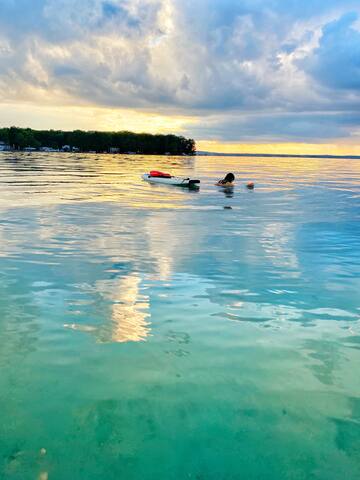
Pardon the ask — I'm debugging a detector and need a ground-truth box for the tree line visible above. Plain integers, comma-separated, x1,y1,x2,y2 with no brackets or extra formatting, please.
0,127,196,155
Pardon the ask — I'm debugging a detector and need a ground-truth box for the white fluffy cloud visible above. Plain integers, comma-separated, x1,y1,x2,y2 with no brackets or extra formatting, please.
0,0,360,142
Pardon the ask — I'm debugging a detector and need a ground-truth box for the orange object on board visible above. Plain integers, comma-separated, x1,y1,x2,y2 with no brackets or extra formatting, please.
150,170,171,178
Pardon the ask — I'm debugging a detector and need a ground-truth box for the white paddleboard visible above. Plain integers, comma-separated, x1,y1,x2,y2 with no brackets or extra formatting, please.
142,174,200,187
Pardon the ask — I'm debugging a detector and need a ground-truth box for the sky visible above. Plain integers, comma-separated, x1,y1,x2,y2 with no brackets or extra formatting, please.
0,0,360,154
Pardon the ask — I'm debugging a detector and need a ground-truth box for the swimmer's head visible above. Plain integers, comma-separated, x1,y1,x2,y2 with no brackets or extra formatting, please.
223,173,235,183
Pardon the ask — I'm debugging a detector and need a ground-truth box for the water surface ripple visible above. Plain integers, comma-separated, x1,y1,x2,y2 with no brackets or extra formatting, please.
0,153,360,479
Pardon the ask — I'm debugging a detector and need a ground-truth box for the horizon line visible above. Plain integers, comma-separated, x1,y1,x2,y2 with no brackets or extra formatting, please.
197,151,360,160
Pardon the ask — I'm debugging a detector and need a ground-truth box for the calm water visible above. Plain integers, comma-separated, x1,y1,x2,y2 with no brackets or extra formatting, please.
0,152,359,480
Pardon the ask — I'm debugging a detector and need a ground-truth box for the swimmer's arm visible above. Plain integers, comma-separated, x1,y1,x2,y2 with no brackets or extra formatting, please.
216,181,234,187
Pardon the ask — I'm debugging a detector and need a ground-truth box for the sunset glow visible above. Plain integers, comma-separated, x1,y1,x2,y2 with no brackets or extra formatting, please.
197,141,360,156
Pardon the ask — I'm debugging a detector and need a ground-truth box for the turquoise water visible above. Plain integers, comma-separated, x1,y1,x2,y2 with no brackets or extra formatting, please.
0,153,359,480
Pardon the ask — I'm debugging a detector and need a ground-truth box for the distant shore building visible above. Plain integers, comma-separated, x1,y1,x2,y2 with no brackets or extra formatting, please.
61,146,80,152
109,147,120,154
40,146,59,152
0,141,11,151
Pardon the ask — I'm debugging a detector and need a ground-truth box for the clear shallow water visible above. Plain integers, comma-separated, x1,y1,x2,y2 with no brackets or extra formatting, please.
0,152,359,480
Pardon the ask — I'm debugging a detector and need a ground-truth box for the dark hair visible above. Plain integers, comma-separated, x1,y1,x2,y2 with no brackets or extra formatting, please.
223,173,235,183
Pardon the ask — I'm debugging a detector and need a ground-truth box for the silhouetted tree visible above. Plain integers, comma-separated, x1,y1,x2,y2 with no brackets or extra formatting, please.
0,127,196,155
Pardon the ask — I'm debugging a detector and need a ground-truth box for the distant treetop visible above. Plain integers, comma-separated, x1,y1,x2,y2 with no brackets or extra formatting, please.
0,127,196,155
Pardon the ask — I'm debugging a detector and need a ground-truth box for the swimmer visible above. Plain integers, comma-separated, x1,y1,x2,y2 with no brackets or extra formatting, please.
216,172,235,187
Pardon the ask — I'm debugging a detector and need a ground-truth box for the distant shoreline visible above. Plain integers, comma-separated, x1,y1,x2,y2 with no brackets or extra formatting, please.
0,127,196,156
1,150,359,160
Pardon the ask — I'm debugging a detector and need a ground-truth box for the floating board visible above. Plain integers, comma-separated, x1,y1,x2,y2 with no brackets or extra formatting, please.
142,174,200,187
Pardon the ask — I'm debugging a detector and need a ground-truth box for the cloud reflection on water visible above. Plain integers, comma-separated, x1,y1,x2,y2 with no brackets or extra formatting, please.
0,153,359,347
97,274,150,343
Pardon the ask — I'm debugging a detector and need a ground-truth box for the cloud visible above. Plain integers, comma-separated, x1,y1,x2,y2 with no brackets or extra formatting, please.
301,12,360,91
184,112,360,143
0,0,360,143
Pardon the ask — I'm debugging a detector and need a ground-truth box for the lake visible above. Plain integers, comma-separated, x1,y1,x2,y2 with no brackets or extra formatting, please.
0,152,359,480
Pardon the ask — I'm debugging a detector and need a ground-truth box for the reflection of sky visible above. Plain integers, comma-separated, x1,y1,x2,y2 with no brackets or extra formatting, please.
259,222,300,276
96,274,150,343
0,154,359,350
1,154,360,480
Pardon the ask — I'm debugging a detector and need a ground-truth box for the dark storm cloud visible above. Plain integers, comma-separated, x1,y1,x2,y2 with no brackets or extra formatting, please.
184,112,360,142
